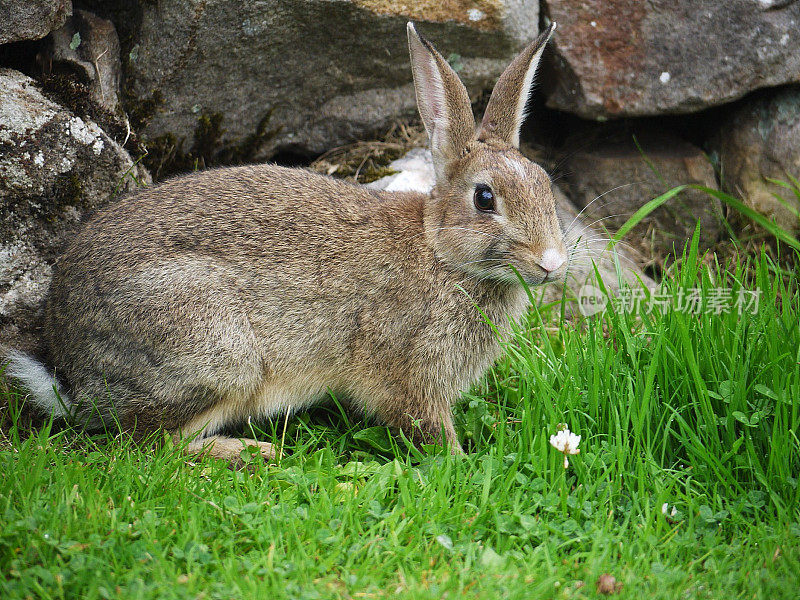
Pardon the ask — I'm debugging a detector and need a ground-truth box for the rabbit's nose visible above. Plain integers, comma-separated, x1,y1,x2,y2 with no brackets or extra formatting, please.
539,248,566,273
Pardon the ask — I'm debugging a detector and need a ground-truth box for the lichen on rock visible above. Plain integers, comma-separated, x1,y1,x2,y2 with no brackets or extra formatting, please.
351,0,504,30
0,68,150,351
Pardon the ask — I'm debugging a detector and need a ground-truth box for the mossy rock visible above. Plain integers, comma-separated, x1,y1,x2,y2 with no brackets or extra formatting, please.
117,0,537,158
0,68,150,352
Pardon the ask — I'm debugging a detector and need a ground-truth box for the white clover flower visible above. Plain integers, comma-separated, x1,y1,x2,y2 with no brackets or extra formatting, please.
549,427,581,468
661,502,677,518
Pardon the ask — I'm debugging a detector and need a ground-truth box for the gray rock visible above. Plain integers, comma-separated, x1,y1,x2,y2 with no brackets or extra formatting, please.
48,10,124,116
560,133,723,264
719,86,800,233
544,0,800,119
0,0,72,44
121,0,539,157
0,69,150,351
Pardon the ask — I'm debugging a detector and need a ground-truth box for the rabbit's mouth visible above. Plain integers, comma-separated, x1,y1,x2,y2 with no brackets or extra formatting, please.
517,257,569,286
496,246,568,287
523,270,562,287
473,261,562,287
450,242,567,287
541,269,566,284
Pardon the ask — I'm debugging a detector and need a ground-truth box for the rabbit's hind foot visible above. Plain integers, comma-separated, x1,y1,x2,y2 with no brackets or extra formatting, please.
182,434,276,465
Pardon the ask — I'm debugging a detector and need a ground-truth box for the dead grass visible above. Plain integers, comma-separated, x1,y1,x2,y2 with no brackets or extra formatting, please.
309,121,426,184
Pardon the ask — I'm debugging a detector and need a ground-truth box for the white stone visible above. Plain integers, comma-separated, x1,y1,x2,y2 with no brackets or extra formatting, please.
467,8,485,22
366,148,435,193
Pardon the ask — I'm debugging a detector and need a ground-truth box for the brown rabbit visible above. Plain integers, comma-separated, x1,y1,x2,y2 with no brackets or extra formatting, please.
4,22,566,461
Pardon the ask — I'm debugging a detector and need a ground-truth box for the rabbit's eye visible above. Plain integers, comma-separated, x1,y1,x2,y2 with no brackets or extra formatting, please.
474,185,496,213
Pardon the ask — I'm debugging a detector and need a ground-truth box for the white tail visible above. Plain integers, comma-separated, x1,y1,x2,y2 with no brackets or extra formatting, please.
4,351,71,418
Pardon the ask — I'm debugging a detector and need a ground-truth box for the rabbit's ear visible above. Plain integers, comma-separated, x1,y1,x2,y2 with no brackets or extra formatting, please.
478,23,556,148
407,22,475,176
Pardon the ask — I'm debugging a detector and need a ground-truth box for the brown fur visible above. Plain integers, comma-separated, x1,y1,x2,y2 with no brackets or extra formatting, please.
18,23,566,459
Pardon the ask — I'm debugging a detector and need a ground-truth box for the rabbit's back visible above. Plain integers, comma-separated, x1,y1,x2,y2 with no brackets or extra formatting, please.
47,163,425,326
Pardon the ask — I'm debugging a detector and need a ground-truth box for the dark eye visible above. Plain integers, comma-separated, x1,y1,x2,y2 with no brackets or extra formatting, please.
473,184,495,213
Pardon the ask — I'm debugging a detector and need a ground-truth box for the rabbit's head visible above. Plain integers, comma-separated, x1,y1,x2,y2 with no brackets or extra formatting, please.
408,22,567,286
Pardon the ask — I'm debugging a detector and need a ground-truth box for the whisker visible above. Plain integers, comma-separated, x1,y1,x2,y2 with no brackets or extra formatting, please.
567,251,640,270
565,229,626,250
569,238,639,255
569,212,633,235
568,247,639,262
563,182,644,236
456,258,508,269
455,263,515,288
570,239,639,255
402,226,504,244
569,248,626,261
568,237,640,257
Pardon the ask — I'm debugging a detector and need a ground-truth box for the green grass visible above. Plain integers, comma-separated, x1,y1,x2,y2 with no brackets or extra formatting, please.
1,238,799,599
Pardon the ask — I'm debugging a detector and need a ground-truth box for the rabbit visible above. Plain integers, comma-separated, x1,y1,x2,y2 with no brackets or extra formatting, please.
4,22,567,462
